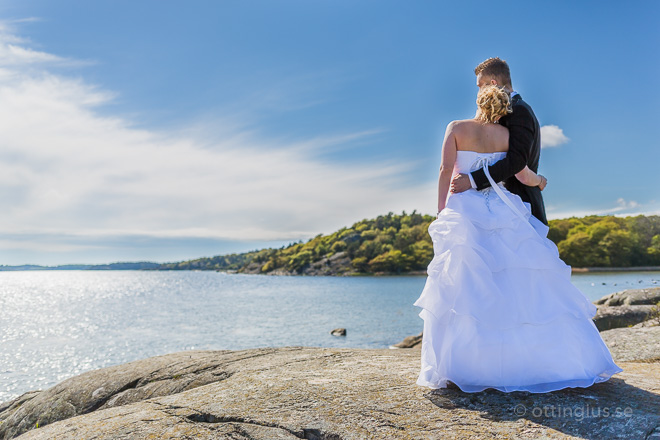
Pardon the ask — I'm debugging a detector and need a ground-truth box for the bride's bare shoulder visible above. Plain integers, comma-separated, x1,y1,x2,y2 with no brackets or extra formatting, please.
450,119,507,134
446,119,481,135
446,119,476,131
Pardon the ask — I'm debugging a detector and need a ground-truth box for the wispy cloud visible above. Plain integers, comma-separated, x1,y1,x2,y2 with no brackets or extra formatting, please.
614,198,639,210
0,43,64,65
540,125,569,148
0,22,434,263
546,198,659,220
0,20,92,69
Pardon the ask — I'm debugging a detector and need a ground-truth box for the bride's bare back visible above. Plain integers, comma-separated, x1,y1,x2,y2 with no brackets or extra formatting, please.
436,117,544,213
451,119,509,153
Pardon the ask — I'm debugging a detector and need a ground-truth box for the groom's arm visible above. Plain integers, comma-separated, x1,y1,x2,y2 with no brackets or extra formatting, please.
470,106,535,190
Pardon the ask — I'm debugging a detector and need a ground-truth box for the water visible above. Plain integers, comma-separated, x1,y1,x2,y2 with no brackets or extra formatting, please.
1,270,658,403
0,271,426,403
571,271,660,301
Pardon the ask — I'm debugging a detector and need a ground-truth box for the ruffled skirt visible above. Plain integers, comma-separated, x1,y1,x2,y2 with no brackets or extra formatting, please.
413,186,623,393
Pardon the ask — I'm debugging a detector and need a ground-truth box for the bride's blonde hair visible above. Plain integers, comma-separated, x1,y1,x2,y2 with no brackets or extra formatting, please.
475,85,512,123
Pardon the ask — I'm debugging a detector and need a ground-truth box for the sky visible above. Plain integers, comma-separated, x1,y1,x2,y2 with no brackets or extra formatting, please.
0,0,658,265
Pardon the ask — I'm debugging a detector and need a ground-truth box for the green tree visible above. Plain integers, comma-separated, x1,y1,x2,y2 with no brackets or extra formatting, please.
161,213,660,274
330,241,347,253
547,219,573,244
410,241,434,269
368,250,414,273
351,256,369,272
599,230,634,267
558,232,607,267
288,250,313,273
647,235,660,264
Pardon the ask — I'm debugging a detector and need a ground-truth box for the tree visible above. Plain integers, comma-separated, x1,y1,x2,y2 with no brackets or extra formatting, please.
547,219,573,244
599,230,634,267
558,232,607,267
648,235,660,264
163,214,660,273
368,250,414,273
351,257,369,272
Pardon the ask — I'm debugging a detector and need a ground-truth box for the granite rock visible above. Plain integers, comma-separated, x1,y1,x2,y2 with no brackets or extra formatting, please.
593,288,660,307
593,304,656,331
390,332,423,349
1,346,658,440
599,325,660,363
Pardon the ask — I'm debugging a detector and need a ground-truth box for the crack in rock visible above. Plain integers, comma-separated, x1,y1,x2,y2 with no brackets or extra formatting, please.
647,424,660,439
83,378,140,413
186,412,343,440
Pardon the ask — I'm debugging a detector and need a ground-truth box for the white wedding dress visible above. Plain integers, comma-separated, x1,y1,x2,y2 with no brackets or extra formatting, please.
414,151,623,393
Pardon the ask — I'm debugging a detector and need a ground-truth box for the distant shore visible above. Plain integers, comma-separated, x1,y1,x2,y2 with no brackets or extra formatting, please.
571,266,660,273
220,267,660,277
2,266,660,275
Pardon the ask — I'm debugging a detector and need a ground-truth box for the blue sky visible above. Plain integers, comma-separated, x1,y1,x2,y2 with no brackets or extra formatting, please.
0,0,658,265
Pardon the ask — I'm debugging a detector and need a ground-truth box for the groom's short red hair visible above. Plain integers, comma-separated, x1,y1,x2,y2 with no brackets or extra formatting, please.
475,57,512,87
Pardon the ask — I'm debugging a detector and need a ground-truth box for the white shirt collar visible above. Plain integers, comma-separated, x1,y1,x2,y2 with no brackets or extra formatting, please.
510,90,519,98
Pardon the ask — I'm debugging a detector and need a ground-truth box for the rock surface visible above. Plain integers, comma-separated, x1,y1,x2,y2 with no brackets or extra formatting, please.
390,331,423,349
302,251,355,276
1,345,659,440
599,326,660,363
592,287,660,331
3,287,660,439
241,251,358,276
0,351,233,439
593,304,656,331
594,287,660,307
330,328,347,337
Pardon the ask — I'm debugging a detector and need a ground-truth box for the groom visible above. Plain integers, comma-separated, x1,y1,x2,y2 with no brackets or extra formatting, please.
450,57,548,225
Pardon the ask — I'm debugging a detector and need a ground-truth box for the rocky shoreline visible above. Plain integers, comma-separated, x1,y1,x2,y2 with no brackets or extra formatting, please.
232,255,660,276
1,288,659,439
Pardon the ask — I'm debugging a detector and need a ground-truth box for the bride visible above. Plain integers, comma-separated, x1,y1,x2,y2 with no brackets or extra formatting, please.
414,85,623,393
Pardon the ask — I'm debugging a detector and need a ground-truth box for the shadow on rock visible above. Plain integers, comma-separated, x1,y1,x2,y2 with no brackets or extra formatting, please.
426,377,660,440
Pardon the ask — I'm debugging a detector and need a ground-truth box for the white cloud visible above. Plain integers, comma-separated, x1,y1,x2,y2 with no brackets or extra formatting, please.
0,20,89,69
615,198,639,210
546,198,655,220
540,125,569,148
1,44,63,65
0,23,435,262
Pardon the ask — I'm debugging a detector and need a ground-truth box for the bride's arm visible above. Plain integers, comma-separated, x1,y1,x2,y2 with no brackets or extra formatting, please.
515,166,547,190
437,122,458,213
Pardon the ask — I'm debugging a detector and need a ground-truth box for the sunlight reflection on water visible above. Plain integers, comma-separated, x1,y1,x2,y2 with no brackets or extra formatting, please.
0,269,657,402
0,270,425,402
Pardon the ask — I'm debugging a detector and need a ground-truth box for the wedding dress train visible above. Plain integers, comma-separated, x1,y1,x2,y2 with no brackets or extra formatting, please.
414,151,623,393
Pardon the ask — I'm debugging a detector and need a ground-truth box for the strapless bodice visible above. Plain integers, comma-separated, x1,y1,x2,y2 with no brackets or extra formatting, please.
453,150,507,175
449,149,547,235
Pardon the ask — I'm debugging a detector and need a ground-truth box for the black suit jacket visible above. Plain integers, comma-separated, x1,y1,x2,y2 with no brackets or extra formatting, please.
469,94,548,225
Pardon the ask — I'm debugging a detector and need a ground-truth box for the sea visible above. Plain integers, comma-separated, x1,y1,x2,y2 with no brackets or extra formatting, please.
1,270,658,403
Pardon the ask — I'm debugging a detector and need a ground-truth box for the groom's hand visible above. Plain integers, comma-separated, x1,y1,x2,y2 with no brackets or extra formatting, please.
450,174,471,193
